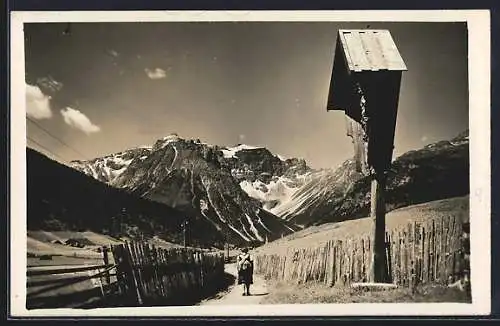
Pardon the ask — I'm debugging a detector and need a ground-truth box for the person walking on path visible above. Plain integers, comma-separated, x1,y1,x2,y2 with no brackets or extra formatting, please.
236,247,254,296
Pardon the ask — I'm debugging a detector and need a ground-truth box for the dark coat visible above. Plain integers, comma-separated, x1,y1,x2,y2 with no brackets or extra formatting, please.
237,253,254,284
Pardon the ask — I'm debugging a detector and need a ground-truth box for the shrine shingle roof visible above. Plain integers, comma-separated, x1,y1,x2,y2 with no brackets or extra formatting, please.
337,29,407,72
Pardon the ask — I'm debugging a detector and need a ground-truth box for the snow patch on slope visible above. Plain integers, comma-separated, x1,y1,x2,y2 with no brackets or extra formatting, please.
240,178,296,210
87,164,99,179
113,157,134,166
245,214,263,241
202,180,227,223
228,224,250,242
222,144,261,159
257,218,272,233
240,221,254,241
268,170,340,218
239,172,314,214
170,144,179,170
133,145,153,150
159,134,181,149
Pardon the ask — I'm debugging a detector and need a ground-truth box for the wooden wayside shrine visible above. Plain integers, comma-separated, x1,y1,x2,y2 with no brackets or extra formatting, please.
326,29,407,283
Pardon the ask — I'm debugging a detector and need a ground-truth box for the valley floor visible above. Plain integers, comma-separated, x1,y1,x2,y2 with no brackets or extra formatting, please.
24,196,470,307
197,263,470,305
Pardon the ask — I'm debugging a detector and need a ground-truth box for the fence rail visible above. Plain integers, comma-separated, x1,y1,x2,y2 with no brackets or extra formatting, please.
255,215,469,289
27,241,226,309
26,262,117,309
27,264,115,277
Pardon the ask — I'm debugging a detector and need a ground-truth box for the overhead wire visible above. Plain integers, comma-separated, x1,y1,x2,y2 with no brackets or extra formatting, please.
26,135,68,162
26,116,88,160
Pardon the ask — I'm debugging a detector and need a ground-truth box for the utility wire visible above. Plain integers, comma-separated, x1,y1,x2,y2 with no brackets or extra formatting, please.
27,136,67,162
26,116,88,159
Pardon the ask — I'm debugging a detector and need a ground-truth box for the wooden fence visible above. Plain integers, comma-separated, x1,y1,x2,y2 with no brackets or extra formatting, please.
26,261,118,309
110,242,225,306
27,242,225,309
255,215,469,289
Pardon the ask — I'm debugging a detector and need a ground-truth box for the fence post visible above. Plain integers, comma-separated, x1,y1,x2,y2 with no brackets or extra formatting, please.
102,246,111,286
125,242,143,305
385,232,392,283
110,244,125,296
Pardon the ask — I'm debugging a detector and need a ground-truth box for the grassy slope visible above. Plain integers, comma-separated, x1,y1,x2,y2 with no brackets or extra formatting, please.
254,195,469,254
255,195,470,303
26,229,211,268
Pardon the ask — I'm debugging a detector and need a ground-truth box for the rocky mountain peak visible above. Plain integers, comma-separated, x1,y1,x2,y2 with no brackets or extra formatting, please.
71,134,303,244
70,146,152,184
69,129,468,241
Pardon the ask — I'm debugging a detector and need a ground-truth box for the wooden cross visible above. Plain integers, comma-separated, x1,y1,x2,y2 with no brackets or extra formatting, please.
326,29,407,283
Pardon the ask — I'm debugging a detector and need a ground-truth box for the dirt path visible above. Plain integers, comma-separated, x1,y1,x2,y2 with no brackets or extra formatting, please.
199,263,269,305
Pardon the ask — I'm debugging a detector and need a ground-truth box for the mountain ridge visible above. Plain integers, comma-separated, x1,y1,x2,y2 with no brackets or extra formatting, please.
27,147,223,248
71,134,302,244
70,130,469,238
283,129,469,227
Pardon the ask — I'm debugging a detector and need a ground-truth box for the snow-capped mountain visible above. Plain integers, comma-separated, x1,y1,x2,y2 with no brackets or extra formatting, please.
219,144,313,213
71,134,304,245
272,130,470,227
269,160,364,222
71,130,469,240
27,147,218,248
71,146,152,184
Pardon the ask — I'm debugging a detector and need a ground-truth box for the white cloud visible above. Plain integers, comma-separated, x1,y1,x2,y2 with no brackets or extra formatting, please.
108,49,119,57
145,68,167,80
239,134,246,142
26,83,53,119
421,135,428,142
60,107,101,135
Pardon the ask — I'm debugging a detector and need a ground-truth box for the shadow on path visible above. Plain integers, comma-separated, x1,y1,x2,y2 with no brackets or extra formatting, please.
247,293,269,297
199,263,268,305
200,272,237,301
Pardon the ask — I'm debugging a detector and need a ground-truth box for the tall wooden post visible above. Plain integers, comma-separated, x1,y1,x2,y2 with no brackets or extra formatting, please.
370,172,388,282
326,29,407,284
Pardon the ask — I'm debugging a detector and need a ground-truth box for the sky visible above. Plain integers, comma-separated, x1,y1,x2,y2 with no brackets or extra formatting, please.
24,21,468,169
